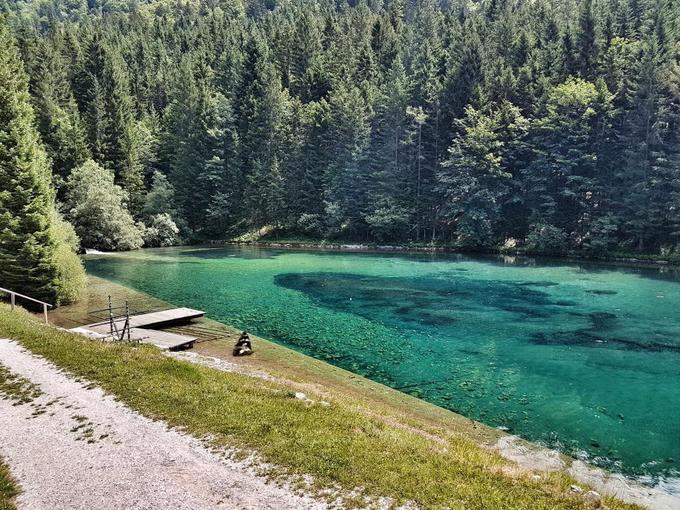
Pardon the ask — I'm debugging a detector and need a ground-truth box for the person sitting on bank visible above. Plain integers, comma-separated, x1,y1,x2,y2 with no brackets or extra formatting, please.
233,331,253,356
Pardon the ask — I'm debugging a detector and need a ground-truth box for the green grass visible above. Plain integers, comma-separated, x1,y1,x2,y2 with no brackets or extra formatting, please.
0,364,43,405
0,459,18,510
0,304,640,509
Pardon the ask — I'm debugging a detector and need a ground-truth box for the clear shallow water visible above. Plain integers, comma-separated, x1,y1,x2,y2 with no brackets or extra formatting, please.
84,246,680,489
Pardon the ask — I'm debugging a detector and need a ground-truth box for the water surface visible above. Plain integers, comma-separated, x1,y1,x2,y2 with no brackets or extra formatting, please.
84,246,680,490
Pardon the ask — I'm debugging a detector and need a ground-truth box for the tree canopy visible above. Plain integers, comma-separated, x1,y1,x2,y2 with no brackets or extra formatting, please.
2,0,679,255
0,18,84,304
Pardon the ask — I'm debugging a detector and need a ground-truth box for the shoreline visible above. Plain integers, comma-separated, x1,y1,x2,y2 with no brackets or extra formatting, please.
48,274,680,509
210,239,680,269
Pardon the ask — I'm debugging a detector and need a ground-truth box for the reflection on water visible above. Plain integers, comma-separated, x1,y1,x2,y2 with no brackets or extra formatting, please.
83,246,680,492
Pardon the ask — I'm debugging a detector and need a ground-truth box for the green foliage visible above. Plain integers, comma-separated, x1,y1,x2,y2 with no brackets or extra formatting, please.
0,19,78,305
522,78,614,240
29,39,91,191
143,213,180,247
3,0,679,256
526,223,569,254
65,159,143,251
363,199,411,242
142,171,176,218
296,213,324,236
50,210,86,303
142,170,186,235
0,457,18,510
438,103,528,248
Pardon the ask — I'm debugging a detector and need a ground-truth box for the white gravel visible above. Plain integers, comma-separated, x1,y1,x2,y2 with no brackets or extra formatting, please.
0,339,327,510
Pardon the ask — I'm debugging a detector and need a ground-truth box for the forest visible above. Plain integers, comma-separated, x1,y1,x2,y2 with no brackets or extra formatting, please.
1,0,679,301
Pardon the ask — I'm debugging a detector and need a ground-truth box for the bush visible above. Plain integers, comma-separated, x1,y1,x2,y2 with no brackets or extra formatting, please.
364,201,411,242
580,214,619,255
144,213,180,247
53,245,86,304
454,213,496,249
296,213,324,236
526,222,568,253
51,210,86,304
66,160,144,251
323,201,344,238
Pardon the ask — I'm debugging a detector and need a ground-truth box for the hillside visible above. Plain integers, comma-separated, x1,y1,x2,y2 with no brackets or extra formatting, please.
1,0,678,257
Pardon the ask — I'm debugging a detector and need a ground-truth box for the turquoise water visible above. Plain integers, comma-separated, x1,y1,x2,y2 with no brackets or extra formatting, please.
84,246,680,489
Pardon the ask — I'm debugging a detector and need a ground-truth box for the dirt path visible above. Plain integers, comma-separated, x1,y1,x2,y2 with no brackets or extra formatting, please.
0,339,326,510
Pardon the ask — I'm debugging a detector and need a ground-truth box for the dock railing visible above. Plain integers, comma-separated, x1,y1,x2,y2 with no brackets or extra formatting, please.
0,286,53,324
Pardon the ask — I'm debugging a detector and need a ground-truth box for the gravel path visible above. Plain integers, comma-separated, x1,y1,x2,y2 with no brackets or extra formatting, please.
0,339,327,510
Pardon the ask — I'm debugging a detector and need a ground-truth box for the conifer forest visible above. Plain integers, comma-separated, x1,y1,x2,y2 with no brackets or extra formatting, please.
1,0,680,301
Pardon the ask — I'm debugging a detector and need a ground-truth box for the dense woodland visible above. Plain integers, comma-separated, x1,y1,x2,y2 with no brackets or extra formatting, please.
1,0,680,300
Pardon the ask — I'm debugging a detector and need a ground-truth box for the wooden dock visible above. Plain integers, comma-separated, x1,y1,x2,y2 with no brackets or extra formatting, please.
72,307,205,351
87,307,205,330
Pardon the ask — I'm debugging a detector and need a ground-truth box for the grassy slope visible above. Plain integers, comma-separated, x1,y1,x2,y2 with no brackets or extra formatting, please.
0,460,17,510
0,304,640,510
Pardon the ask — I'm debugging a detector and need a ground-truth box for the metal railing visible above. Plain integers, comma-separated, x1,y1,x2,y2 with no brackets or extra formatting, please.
0,286,53,324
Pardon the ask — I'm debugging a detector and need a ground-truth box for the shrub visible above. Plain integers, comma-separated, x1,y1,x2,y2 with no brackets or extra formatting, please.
526,222,568,253
50,211,86,304
454,213,496,249
364,201,411,242
144,213,180,247
296,213,324,236
66,160,144,251
580,214,619,255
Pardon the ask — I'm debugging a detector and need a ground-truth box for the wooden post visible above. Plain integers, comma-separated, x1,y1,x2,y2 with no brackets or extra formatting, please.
10,293,15,311
125,300,130,341
43,303,48,324
108,295,114,337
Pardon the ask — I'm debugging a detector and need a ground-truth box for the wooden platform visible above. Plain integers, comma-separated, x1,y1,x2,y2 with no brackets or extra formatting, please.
82,324,197,350
128,328,197,350
87,307,205,330
72,307,205,351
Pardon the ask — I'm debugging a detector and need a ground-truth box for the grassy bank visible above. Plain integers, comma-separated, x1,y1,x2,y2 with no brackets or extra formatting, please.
0,459,18,510
1,303,639,509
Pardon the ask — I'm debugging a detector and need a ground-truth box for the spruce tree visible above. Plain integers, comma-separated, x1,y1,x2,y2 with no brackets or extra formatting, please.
31,39,91,193
0,21,65,303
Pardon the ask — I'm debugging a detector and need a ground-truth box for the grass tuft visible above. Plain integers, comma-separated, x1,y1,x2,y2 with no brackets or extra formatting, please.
0,459,18,510
0,364,43,405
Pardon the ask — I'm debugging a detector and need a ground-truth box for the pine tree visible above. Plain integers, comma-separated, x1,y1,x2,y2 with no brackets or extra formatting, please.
324,83,372,236
237,34,289,229
4,0,680,253
577,0,598,79
0,21,76,304
30,39,90,192
367,57,411,225
523,78,614,241
438,102,527,247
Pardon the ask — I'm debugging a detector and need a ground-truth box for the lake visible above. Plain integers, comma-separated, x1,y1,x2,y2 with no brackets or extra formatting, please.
83,246,680,491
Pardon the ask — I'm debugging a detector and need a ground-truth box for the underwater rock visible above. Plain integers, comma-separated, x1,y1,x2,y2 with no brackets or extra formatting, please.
586,289,618,295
